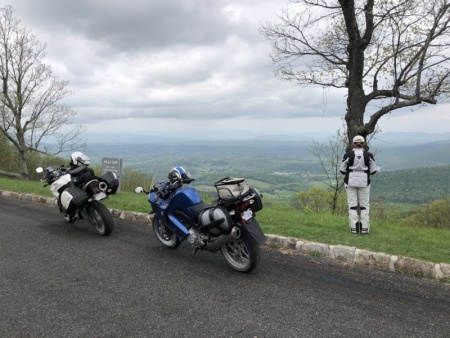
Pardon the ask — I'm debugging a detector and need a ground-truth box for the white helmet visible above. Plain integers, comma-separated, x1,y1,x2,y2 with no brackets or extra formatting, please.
70,151,91,166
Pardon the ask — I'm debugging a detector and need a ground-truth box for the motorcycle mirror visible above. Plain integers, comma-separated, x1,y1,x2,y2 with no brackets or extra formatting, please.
134,187,144,194
36,167,44,173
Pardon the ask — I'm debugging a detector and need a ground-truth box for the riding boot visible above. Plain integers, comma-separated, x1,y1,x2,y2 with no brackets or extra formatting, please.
348,207,359,234
360,209,370,234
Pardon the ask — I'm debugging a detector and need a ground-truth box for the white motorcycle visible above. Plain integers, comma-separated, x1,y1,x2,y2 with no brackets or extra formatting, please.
36,163,119,236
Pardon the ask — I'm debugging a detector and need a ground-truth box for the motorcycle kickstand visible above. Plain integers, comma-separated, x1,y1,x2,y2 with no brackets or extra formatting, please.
65,216,77,232
189,247,200,264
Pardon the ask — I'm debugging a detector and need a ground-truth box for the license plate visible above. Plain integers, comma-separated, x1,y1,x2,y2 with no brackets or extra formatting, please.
94,192,107,201
241,209,253,221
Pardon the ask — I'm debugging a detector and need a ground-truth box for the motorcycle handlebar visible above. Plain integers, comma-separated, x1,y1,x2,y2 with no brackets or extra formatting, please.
149,181,182,201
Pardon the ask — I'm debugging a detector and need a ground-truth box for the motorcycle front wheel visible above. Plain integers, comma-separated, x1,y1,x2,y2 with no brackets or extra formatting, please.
87,202,114,236
58,200,72,223
62,210,72,223
220,229,260,273
152,217,180,249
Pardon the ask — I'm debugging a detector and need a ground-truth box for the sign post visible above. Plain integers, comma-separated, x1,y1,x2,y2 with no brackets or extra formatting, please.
101,157,123,193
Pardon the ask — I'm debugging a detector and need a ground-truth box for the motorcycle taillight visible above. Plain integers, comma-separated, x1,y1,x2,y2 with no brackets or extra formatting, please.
236,200,250,212
88,181,99,191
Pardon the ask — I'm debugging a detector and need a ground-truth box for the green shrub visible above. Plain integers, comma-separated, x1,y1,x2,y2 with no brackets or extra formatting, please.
291,187,347,214
371,200,402,222
0,138,67,181
403,198,450,229
119,168,154,193
0,135,18,173
27,153,67,181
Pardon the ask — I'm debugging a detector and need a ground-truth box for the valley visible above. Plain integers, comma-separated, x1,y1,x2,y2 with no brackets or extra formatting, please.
77,132,450,205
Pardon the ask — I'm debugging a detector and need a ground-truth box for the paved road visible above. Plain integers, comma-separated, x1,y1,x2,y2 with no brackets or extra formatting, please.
1,196,449,338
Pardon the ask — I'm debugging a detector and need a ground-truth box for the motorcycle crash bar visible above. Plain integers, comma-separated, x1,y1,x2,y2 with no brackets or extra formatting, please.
206,226,241,252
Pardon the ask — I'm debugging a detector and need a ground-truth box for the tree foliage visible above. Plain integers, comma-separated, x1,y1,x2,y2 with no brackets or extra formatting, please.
404,198,450,229
0,5,85,179
261,0,450,148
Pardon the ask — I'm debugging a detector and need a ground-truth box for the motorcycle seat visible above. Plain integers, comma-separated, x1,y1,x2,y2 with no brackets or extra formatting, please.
189,201,214,215
68,165,88,175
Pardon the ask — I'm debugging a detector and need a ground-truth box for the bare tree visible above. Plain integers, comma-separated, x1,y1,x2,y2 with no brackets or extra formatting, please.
309,129,347,213
261,0,450,149
0,5,85,179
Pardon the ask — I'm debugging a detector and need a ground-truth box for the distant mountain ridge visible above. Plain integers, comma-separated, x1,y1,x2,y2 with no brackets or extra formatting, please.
66,132,450,205
80,132,450,172
85,131,450,146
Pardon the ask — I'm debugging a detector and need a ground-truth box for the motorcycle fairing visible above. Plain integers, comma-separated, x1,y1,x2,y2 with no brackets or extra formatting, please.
149,191,169,210
50,174,73,197
150,186,203,240
167,214,190,239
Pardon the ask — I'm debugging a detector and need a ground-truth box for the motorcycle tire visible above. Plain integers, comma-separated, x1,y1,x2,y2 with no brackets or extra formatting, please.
87,202,114,236
152,217,180,249
62,210,72,223
220,229,260,273
57,200,72,223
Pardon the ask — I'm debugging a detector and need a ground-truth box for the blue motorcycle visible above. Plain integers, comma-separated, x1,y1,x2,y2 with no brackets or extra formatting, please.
135,167,266,273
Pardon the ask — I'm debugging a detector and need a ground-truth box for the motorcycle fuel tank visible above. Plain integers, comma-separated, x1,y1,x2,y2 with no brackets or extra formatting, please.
148,186,202,214
170,186,202,208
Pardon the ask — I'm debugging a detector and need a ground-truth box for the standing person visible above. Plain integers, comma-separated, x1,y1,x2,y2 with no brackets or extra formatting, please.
340,135,378,234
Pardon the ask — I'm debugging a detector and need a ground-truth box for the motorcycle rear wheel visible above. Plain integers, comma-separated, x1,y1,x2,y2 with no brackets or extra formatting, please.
220,229,260,273
87,202,114,236
152,217,180,249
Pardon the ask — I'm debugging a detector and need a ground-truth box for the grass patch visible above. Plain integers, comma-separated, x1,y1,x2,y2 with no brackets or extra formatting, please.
103,191,150,214
1,176,449,264
0,177,52,197
257,207,450,264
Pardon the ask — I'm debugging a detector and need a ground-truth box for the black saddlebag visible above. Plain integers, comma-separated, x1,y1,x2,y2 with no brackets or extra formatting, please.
250,187,263,213
198,206,232,236
60,187,89,214
100,171,119,194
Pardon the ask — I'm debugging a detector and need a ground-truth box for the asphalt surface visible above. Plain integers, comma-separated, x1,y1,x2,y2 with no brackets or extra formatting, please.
1,196,450,338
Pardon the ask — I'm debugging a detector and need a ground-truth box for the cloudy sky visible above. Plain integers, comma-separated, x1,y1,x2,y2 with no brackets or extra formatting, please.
8,0,450,140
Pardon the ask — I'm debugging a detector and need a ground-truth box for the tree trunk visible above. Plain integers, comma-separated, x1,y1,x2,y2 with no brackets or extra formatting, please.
18,148,29,180
344,43,371,151
0,170,21,179
340,0,376,151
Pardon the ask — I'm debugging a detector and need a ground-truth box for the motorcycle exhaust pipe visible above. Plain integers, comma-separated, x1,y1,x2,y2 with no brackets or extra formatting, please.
206,226,241,252
99,182,108,192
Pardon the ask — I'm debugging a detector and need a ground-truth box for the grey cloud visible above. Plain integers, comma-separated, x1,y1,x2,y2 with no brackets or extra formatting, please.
12,0,258,52
8,0,365,135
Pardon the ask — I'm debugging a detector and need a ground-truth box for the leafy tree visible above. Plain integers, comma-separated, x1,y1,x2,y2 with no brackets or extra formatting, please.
0,5,85,179
261,0,450,149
